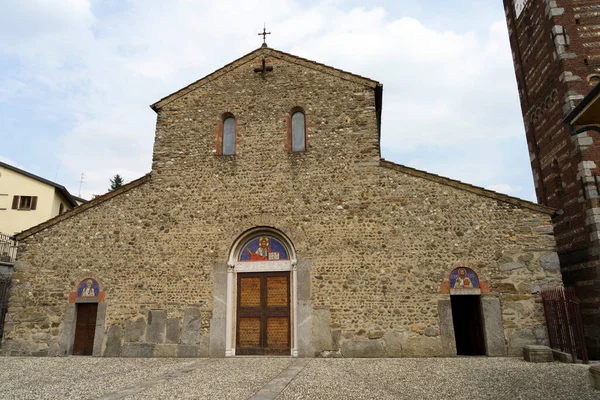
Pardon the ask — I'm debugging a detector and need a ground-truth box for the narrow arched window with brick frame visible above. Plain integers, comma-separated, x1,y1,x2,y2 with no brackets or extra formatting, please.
220,114,236,155
289,109,306,152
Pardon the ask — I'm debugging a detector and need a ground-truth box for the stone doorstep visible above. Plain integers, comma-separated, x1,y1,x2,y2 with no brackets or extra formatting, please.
523,345,554,363
552,349,574,363
590,365,600,390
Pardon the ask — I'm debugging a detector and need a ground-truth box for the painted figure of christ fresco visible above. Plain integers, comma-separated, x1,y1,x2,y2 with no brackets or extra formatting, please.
76,278,100,297
449,267,479,289
239,236,289,262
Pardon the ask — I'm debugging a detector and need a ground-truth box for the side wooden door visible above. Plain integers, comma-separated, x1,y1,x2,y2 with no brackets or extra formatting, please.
236,272,290,355
73,303,98,355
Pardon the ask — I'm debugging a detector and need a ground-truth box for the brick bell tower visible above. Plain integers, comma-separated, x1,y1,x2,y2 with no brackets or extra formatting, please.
504,0,600,357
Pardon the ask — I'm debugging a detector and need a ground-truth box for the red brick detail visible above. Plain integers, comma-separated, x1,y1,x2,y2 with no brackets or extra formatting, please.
286,115,292,152
235,118,239,154
480,281,489,294
216,120,224,155
304,112,309,151
439,281,450,294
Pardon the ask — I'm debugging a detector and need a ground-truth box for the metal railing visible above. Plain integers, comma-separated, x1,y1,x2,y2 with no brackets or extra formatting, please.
0,233,17,265
541,287,588,364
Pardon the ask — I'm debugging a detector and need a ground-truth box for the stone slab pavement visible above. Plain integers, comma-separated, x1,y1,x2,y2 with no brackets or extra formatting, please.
0,357,597,399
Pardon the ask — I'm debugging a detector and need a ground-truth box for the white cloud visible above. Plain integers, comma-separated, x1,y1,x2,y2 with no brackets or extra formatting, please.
0,0,531,200
486,184,519,195
0,156,24,170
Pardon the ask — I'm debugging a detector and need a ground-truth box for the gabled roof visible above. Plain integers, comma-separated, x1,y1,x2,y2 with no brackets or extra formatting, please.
0,161,81,208
380,160,555,215
71,195,88,204
150,45,380,112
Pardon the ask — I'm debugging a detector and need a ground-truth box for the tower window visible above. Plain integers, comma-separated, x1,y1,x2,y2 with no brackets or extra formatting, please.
291,111,306,152
222,116,236,155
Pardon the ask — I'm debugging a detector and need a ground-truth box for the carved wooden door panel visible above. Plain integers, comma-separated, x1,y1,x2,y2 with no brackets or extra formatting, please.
236,272,290,355
73,303,98,356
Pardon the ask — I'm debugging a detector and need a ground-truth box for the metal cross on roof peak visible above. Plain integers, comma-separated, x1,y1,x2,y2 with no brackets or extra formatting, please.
258,24,271,47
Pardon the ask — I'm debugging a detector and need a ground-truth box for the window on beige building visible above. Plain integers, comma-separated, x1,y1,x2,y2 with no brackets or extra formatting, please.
12,195,37,210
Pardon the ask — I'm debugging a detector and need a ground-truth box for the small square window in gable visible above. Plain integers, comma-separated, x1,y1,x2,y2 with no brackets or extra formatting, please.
12,195,37,210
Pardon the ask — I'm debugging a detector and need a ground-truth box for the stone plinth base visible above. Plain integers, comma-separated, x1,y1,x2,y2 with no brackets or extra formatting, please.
590,366,600,390
523,345,553,363
552,349,574,363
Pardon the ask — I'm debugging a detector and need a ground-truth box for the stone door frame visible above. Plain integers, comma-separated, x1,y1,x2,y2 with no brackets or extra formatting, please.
225,227,299,357
59,277,106,357
439,294,505,357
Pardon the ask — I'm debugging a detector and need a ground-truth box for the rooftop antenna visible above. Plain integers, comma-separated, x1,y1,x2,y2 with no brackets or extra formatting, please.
78,173,85,197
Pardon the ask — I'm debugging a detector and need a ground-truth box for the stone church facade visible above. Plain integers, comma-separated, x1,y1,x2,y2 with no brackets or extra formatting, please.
1,46,562,358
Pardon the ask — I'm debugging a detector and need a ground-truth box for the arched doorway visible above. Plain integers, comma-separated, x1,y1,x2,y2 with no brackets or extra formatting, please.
225,228,298,356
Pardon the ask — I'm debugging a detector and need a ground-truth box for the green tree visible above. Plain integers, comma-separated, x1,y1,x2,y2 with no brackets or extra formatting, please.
109,174,124,191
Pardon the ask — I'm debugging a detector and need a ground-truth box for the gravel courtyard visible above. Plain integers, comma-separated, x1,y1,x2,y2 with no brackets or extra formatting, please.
0,357,596,400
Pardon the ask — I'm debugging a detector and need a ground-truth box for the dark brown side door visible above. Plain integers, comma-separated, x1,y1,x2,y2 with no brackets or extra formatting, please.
73,303,98,356
236,272,290,355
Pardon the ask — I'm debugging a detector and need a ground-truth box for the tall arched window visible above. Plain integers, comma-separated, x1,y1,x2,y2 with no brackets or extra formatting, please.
291,111,306,152
222,116,236,155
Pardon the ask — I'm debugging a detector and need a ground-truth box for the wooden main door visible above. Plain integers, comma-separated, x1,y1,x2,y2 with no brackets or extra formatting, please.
73,303,98,356
236,272,291,355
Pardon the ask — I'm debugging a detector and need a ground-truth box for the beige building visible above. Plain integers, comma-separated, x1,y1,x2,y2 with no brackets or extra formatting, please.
1,45,563,359
0,161,83,237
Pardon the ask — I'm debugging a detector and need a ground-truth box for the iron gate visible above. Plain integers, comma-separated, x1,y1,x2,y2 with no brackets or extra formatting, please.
541,287,588,363
0,275,10,347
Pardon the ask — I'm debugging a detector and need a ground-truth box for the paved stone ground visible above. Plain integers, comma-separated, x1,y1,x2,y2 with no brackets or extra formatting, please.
0,357,597,399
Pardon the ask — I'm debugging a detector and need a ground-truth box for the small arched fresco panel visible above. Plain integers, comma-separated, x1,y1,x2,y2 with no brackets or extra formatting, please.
77,278,100,298
68,277,105,303
449,267,479,289
238,236,290,262
439,266,489,294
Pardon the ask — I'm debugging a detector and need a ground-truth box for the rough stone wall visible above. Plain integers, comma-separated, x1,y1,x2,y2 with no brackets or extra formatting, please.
504,0,600,356
1,48,562,357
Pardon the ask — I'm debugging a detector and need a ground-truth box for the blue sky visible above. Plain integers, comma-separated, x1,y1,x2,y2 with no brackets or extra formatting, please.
0,0,535,201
